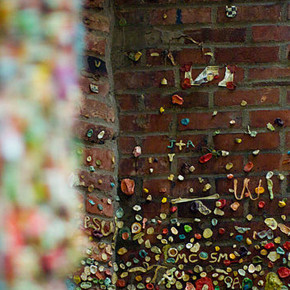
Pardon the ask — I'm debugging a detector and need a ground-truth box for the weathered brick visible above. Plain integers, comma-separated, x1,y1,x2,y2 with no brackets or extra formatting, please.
214,88,279,107
141,134,206,154
120,114,173,133
82,10,110,32
84,32,106,54
248,153,290,172
175,134,208,152
252,25,290,42
248,68,290,80
118,136,137,154
116,94,138,111
185,28,246,43
142,178,172,197
83,147,115,171
215,47,279,64
249,197,289,216
181,7,211,24
178,111,242,130
146,49,166,66
143,92,209,111
171,178,212,198
175,48,208,65
73,120,115,143
142,202,170,219
114,70,175,90
80,98,115,122
79,76,109,97
213,132,280,151
119,157,170,176
178,155,244,175
217,5,282,23
141,135,171,154
250,110,290,127
78,170,115,192
149,8,176,25
86,195,114,217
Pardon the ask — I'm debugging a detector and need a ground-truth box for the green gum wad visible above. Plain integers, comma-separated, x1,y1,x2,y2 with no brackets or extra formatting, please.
265,272,283,290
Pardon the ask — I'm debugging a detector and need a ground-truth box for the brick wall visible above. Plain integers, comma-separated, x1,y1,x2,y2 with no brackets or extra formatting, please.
112,0,289,289
74,0,289,289
73,0,119,287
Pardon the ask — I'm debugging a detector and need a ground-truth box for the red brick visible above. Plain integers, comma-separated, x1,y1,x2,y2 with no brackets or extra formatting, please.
86,195,113,217
142,202,170,219
185,28,246,43
252,25,290,42
213,132,280,151
144,92,209,111
116,94,138,111
141,178,212,200
177,155,244,175
73,120,115,143
118,136,137,154
142,178,171,197
216,176,281,197
82,10,110,32
248,68,290,80
249,197,289,217
80,98,115,122
79,76,109,97
119,157,170,176
114,70,175,90
120,114,173,133
175,48,209,65
217,5,282,23
215,47,279,64
141,134,206,154
146,49,165,66
178,111,242,130
248,153,290,172
142,135,171,154
171,178,212,198
84,32,106,55
116,91,208,112
149,8,176,25
214,88,279,107
78,170,114,192
181,7,211,24
83,147,114,171
250,110,290,127
175,134,208,152
83,0,105,8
